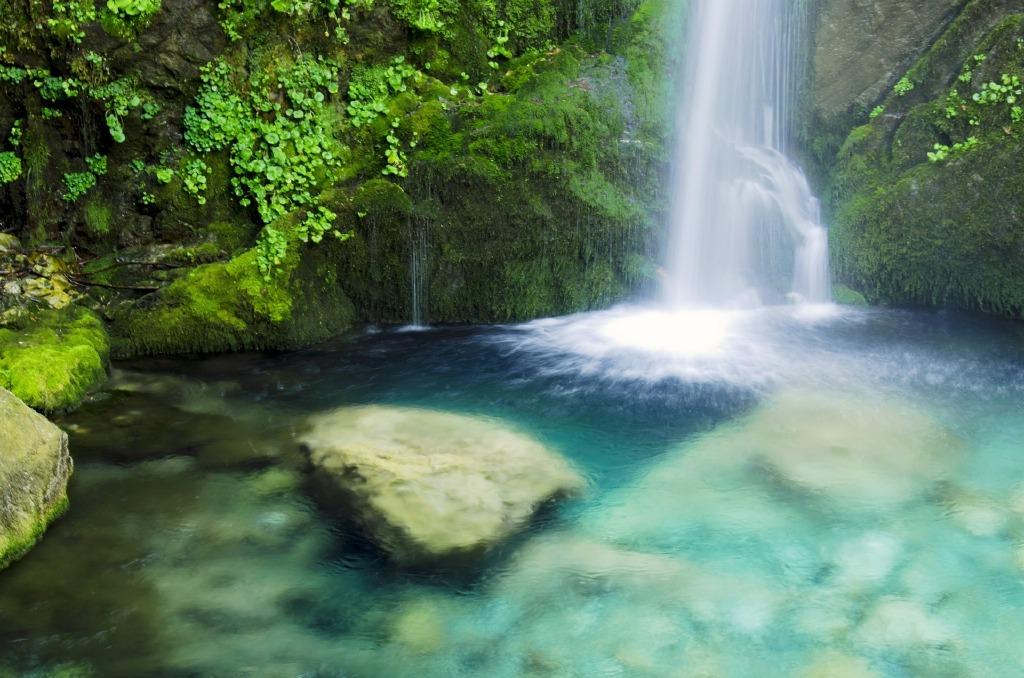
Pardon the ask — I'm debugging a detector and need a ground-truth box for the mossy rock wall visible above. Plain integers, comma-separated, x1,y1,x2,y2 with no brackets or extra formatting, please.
110,236,356,356
338,23,674,323
808,0,1024,317
802,0,964,173
2,0,677,354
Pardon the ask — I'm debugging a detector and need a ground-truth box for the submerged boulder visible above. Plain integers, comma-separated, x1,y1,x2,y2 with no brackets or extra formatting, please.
750,390,962,507
0,388,73,569
300,406,585,564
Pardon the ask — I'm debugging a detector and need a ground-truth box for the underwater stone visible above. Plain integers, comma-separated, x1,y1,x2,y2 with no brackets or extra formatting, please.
798,650,880,678
751,390,961,507
832,531,902,590
300,406,585,564
0,387,72,569
854,596,955,651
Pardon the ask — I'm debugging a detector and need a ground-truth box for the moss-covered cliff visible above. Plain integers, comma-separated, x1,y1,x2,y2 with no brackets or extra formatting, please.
807,0,1024,317
0,0,678,362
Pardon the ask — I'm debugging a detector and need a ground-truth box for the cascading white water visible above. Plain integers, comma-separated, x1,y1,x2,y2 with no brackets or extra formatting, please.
665,0,830,307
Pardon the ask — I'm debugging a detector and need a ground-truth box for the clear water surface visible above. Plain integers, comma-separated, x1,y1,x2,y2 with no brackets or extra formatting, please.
2,305,1024,677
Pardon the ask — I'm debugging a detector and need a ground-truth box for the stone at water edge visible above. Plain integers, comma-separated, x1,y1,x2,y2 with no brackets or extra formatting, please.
300,406,585,565
0,388,73,569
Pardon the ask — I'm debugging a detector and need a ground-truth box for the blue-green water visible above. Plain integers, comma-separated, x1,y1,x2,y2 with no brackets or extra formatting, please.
2,305,1024,677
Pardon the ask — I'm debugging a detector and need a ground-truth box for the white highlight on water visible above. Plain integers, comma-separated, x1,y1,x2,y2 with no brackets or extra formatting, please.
665,0,830,307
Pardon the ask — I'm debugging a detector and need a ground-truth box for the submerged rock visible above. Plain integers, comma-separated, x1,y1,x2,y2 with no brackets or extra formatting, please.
798,650,879,678
749,390,961,507
854,596,955,651
300,406,585,564
0,388,73,569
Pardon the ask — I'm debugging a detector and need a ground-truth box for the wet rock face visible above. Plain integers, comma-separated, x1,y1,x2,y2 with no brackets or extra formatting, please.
809,0,961,125
300,406,585,565
0,388,73,569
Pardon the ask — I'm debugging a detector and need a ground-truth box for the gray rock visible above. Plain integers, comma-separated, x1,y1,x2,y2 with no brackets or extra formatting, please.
809,0,961,123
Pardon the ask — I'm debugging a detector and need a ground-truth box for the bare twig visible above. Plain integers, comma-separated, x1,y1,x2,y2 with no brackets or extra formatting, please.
65,275,160,293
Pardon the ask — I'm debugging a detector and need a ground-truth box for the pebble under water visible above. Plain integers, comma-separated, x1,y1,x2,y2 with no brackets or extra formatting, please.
2,305,1024,677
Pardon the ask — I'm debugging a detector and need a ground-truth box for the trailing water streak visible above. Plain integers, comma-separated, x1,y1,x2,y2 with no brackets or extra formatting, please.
665,0,829,306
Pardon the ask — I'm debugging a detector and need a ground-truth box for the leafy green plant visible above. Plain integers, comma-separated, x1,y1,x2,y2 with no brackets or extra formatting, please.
182,159,209,204
92,76,156,143
487,20,513,70
256,225,288,277
155,166,174,184
0,152,21,184
927,136,979,163
382,118,408,177
85,154,108,175
185,56,350,277
868,105,885,120
106,0,161,17
7,120,22,147
894,76,914,96
346,57,420,127
46,0,97,43
63,171,97,202
388,0,448,32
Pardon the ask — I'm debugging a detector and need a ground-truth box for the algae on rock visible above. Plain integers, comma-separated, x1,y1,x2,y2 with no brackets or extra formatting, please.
0,388,73,570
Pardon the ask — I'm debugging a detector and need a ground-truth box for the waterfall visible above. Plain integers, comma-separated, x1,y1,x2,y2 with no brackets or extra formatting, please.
409,218,428,326
664,0,830,307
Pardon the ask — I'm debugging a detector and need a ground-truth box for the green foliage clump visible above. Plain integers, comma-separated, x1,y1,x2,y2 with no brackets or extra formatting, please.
0,153,21,184
61,154,108,202
185,56,353,278
106,0,161,18
894,76,915,96
46,0,97,43
387,0,451,32
346,57,422,127
62,171,97,202
927,136,979,163
91,76,158,143
0,307,110,412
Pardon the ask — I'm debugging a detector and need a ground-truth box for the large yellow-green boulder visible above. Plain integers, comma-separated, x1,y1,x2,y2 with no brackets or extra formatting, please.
0,387,72,569
301,406,585,564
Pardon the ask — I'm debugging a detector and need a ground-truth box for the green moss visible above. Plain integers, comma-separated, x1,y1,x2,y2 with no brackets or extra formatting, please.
0,307,110,412
111,232,356,357
83,197,113,236
0,494,68,572
335,38,667,323
832,284,869,307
